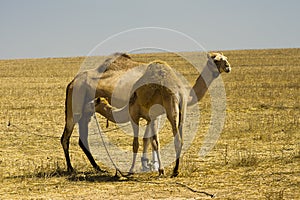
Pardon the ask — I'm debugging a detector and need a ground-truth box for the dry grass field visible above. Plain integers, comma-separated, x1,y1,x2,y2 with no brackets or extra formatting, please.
0,48,299,199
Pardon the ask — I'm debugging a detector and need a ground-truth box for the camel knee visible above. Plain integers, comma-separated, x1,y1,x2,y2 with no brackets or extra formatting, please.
174,134,183,155
142,137,150,153
61,126,73,149
151,135,159,151
61,135,69,150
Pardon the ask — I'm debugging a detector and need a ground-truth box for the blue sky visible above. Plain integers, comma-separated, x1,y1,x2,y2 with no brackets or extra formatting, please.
1,0,300,59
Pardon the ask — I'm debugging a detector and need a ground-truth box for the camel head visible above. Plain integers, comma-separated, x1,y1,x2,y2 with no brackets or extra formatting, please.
209,52,231,73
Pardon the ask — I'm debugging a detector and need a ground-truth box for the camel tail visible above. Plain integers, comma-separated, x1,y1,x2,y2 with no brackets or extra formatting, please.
178,94,186,130
65,80,74,123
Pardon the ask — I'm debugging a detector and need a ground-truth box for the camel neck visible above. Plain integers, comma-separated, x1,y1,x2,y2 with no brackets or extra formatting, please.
188,64,220,106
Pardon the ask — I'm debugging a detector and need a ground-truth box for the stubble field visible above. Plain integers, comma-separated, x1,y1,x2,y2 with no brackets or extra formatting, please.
0,48,299,199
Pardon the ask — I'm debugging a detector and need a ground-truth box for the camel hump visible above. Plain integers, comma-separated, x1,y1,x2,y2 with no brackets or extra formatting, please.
147,60,172,73
112,52,132,59
132,59,183,93
145,60,176,79
104,52,132,65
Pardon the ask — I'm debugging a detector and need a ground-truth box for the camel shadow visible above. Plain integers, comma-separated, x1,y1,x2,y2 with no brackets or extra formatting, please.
67,172,128,182
5,168,73,180
66,170,159,183
6,169,129,183
68,169,160,183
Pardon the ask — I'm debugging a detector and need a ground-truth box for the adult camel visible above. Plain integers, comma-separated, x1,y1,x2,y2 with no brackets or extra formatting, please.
94,53,231,177
62,53,158,172
61,52,231,174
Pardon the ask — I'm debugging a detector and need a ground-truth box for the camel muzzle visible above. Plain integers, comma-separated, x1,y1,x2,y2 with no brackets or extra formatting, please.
225,66,231,73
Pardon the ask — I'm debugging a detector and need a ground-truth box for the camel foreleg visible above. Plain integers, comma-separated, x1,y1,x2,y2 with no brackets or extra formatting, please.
141,137,151,172
129,116,140,174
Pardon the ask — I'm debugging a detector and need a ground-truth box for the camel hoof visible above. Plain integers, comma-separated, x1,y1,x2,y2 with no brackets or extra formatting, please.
158,169,164,176
127,171,135,177
67,166,75,173
94,166,107,173
171,171,179,178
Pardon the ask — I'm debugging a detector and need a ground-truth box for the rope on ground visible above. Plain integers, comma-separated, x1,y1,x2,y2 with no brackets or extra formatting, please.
93,113,126,177
175,182,215,198
126,178,215,198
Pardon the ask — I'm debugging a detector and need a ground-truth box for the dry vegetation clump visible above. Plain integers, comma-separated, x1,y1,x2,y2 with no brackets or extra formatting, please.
0,49,299,199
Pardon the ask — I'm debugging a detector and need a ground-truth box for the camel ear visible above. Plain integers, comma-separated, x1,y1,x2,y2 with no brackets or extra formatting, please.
208,53,217,59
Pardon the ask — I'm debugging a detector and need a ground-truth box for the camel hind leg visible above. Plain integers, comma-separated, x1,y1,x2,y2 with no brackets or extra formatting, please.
61,81,76,172
141,118,163,175
151,134,164,176
61,80,103,173
78,113,104,172
149,118,164,175
165,97,183,177
61,120,75,172
61,112,103,172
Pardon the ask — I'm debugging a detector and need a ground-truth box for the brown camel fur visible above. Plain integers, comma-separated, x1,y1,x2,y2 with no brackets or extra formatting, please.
94,53,231,177
61,53,149,172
